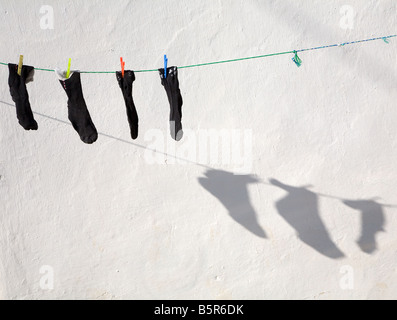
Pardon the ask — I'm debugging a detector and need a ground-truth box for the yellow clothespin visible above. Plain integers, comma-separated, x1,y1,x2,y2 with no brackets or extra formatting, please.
17,55,24,76
66,58,71,78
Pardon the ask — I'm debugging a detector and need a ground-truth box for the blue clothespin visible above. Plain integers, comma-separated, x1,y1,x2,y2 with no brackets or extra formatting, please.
164,54,168,78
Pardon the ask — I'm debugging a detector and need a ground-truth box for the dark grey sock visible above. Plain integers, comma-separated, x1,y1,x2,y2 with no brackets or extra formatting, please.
58,72,98,144
8,63,38,131
116,70,139,140
158,66,183,141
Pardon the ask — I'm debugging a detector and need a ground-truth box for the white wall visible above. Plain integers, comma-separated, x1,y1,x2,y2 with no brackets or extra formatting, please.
0,0,396,299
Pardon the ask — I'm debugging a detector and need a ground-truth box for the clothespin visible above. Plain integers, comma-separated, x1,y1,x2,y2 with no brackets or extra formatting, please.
164,54,168,78
292,51,302,67
120,57,125,78
66,58,72,78
382,37,390,44
17,55,24,76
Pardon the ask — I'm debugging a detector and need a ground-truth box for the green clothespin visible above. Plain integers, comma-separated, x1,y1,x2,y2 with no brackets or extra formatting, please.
292,51,302,67
382,37,390,44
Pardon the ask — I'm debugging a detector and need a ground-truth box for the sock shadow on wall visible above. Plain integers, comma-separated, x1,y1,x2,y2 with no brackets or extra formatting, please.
269,178,346,259
341,198,386,254
198,169,267,239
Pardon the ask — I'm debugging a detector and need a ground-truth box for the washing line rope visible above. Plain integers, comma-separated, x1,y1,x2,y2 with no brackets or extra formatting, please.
0,34,395,74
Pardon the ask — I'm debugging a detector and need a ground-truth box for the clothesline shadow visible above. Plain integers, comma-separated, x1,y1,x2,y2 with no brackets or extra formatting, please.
1,99,158,149
0,99,214,169
3,100,393,258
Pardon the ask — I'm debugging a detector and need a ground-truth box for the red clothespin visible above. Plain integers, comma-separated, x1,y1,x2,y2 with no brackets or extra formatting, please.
120,57,125,78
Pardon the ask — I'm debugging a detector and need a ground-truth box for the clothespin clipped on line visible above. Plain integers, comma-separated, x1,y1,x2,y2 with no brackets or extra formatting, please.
383,37,390,44
17,55,24,76
120,57,125,78
164,54,168,78
292,51,302,67
338,43,346,47
66,58,72,78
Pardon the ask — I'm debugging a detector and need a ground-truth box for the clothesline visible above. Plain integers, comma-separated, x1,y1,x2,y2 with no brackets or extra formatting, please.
3,33,396,146
0,34,395,74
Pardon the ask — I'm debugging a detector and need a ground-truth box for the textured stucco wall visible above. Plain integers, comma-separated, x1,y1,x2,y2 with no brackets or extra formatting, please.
0,0,396,299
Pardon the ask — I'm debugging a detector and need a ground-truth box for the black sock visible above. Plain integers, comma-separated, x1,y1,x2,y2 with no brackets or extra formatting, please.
8,64,38,130
58,72,98,144
116,70,139,140
158,66,183,141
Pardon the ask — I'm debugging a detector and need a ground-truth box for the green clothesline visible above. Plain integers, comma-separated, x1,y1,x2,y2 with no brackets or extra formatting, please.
0,34,395,74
